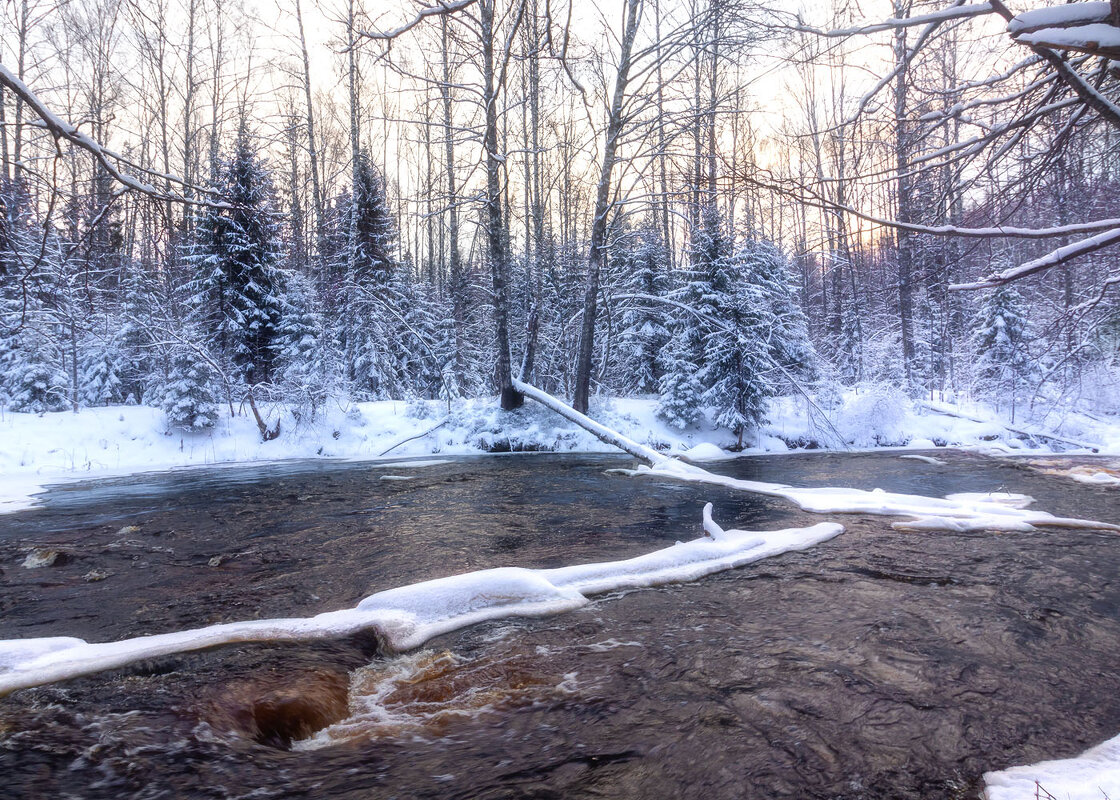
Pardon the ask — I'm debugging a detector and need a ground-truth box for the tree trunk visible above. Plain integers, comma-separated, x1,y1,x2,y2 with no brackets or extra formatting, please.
440,16,465,326
295,0,326,266
572,0,641,414
481,0,521,410
893,3,916,388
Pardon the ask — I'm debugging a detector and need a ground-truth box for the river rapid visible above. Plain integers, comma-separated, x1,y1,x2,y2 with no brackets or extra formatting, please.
1,450,1118,799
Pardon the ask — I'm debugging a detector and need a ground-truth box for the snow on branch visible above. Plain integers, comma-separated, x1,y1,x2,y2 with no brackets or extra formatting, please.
1007,1,1114,35
359,0,479,40
795,1,994,38
951,225,1120,289
0,63,221,207
1015,23,1120,59
988,0,1120,128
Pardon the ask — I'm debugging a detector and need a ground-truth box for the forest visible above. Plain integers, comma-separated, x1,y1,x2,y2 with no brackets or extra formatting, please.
2,0,1119,444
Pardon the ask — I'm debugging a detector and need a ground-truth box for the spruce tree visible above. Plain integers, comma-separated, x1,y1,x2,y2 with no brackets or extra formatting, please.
616,224,670,395
657,206,730,429
275,272,334,420
349,151,397,287
334,150,404,399
162,342,220,431
972,283,1033,421
186,128,287,386
696,222,770,442
79,324,125,406
737,237,816,386
2,326,68,413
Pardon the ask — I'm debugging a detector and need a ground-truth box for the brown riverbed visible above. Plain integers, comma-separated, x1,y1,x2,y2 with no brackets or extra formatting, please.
1,450,1118,799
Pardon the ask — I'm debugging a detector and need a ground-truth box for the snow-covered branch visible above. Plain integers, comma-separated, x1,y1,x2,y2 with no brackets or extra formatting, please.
794,1,995,38
950,225,1120,289
0,63,221,207
359,0,479,41
989,0,1120,128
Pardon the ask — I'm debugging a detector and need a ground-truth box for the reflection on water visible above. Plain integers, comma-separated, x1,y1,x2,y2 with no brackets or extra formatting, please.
1,450,1119,799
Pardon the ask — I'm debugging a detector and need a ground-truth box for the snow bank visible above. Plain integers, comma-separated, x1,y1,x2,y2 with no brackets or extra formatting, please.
0,512,842,695
984,732,1120,800
3,392,1118,514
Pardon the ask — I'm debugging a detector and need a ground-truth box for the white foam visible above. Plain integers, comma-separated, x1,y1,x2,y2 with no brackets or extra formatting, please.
0,512,842,696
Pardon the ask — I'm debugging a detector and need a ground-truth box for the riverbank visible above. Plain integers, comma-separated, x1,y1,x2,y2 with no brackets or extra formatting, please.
2,390,1118,513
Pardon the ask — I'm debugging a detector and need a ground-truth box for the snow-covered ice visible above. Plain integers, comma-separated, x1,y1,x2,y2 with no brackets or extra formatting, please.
984,732,1120,800
628,459,1120,534
0,511,843,696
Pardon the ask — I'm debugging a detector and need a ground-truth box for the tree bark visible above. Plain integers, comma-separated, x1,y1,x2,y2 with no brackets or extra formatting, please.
572,0,641,414
481,0,521,410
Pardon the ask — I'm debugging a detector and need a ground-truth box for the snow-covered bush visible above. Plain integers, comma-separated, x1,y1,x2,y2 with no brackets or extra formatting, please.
837,384,912,447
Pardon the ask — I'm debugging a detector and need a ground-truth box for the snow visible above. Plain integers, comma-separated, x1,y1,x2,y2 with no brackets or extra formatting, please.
1008,3,1113,35
1016,23,1120,51
0,511,842,695
984,732,1120,800
681,442,734,461
899,454,946,465
3,394,1119,514
1069,470,1120,487
629,459,1120,534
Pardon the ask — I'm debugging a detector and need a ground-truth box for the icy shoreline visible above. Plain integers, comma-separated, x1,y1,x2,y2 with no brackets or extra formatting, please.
3,394,1117,514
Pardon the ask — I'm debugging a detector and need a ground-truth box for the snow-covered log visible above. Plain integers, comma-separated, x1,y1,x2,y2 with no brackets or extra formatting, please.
511,378,668,466
0,510,842,695
702,502,727,540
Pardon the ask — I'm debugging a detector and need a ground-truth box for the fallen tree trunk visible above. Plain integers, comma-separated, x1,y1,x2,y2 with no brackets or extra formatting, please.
917,401,1100,452
378,416,451,456
511,378,667,466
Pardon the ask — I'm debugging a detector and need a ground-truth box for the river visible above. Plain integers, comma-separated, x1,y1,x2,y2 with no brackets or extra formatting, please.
1,450,1118,798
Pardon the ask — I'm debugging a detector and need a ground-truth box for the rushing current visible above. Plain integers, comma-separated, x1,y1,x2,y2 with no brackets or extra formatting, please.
1,450,1119,799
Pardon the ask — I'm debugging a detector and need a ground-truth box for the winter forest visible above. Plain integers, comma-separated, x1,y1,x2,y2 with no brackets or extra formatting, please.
2,0,1120,446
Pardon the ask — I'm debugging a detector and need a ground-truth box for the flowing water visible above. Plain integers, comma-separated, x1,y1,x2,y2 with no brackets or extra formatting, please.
1,450,1119,799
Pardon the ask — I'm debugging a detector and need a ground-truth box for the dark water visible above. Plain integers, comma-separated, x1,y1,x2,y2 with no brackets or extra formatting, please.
1,450,1119,799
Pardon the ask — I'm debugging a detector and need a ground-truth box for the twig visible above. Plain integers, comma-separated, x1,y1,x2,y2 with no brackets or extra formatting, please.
378,415,451,456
